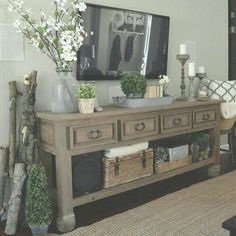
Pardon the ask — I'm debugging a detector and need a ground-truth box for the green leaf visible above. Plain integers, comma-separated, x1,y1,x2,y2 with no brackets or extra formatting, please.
54,10,59,17
57,48,63,54
38,41,44,49
37,26,45,34
53,38,58,44
31,19,36,24
66,24,75,31
70,11,76,18
23,14,29,20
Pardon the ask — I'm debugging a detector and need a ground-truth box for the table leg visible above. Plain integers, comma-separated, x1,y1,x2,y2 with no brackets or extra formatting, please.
54,124,75,232
208,127,221,177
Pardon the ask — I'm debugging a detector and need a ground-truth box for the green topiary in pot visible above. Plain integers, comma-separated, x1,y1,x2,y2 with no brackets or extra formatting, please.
76,83,96,113
120,72,147,98
26,163,53,236
76,83,96,99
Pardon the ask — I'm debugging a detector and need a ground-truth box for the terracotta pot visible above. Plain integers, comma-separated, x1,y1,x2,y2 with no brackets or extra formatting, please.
78,98,95,114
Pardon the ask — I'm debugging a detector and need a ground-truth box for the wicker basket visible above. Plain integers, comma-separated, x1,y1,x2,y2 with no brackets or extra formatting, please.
103,148,153,188
155,156,192,174
220,116,236,131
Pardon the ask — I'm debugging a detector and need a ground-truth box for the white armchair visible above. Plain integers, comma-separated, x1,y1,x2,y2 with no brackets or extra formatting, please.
205,79,236,163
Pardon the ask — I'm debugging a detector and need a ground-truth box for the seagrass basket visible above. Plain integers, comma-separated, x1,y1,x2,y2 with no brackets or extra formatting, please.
220,116,236,131
103,148,153,188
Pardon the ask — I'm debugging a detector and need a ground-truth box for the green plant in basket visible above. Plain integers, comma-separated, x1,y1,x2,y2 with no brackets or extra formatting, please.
153,144,169,164
188,133,210,151
186,132,210,161
26,163,53,235
120,72,147,98
76,83,96,99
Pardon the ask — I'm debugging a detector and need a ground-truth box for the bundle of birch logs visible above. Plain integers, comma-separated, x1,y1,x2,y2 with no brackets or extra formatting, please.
0,71,37,235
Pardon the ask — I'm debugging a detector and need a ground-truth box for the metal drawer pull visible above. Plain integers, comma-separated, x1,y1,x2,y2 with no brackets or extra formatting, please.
87,129,102,139
135,122,145,131
173,118,182,125
202,113,210,121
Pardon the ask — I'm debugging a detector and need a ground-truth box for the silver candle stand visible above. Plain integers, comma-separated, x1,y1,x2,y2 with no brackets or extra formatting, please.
176,54,190,100
188,75,195,102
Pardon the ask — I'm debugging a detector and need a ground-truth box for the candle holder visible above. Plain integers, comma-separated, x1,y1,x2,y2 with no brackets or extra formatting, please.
196,72,208,100
176,54,190,100
188,75,195,102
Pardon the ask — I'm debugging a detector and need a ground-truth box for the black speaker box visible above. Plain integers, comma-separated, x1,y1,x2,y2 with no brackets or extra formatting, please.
72,151,103,197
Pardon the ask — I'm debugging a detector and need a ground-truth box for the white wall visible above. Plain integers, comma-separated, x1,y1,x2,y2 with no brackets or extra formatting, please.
0,0,228,146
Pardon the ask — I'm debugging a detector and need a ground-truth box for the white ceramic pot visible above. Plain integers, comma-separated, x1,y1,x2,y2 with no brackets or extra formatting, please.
78,98,95,113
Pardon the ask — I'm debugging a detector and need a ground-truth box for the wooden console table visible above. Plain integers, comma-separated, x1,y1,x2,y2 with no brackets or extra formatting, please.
36,100,221,232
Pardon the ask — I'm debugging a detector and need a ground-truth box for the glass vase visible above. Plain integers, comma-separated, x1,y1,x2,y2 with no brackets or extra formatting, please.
51,67,78,113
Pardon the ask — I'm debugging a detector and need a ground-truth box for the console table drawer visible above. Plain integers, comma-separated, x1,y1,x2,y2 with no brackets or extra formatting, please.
70,122,118,149
161,110,192,134
193,107,217,127
120,116,158,141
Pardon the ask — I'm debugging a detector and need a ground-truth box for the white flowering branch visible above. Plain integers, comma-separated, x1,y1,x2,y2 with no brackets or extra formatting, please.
158,75,170,95
8,0,87,68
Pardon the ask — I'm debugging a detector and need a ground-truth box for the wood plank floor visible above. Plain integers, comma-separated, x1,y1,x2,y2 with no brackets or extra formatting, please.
0,156,234,236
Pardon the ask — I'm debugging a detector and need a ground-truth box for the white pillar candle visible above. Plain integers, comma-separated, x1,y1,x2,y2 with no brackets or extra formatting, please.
188,62,195,76
198,66,205,73
179,44,186,54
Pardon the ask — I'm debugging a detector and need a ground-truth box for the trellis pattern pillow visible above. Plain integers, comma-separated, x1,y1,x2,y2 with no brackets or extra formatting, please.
205,79,236,102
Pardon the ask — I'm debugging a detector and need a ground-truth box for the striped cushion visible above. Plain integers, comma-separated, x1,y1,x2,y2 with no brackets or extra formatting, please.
205,79,236,102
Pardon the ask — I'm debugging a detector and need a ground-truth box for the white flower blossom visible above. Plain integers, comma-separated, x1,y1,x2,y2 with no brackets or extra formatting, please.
13,19,21,28
158,75,170,95
25,7,32,15
158,75,169,85
72,2,86,11
8,4,13,12
8,0,87,68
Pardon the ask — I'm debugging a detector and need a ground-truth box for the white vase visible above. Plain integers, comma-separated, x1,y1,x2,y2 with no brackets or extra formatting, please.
51,67,78,113
78,98,95,113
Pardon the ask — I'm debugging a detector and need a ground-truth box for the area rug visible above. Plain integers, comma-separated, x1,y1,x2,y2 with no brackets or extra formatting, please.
64,170,236,236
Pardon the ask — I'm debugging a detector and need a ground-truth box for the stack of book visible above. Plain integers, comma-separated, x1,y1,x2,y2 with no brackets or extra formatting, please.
145,85,163,98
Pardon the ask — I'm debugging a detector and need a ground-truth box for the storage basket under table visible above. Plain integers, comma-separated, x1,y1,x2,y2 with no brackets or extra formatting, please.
155,155,192,174
103,148,153,188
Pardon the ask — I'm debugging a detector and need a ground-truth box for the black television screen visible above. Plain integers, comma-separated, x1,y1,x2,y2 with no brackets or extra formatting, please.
77,4,169,80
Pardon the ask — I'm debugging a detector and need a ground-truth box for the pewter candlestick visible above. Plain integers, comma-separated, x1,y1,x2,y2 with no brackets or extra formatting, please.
176,54,190,100
188,75,195,102
196,72,208,100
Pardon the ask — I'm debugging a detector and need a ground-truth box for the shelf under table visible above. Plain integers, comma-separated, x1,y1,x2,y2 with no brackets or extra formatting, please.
72,158,214,207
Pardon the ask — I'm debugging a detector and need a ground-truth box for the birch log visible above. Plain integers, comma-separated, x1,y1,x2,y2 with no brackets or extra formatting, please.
26,71,37,164
4,71,38,234
9,81,17,179
0,146,9,215
4,163,27,235
18,71,37,163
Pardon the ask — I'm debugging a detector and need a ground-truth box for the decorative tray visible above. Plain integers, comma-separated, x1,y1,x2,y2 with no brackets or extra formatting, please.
112,96,175,108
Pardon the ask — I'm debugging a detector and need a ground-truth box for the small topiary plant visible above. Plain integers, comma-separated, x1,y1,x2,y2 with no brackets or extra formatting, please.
76,83,96,99
26,163,53,227
120,72,147,98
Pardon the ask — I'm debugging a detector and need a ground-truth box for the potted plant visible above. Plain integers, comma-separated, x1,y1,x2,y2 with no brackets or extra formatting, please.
76,83,96,113
120,72,147,98
186,132,210,161
153,144,169,164
26,163,53,236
